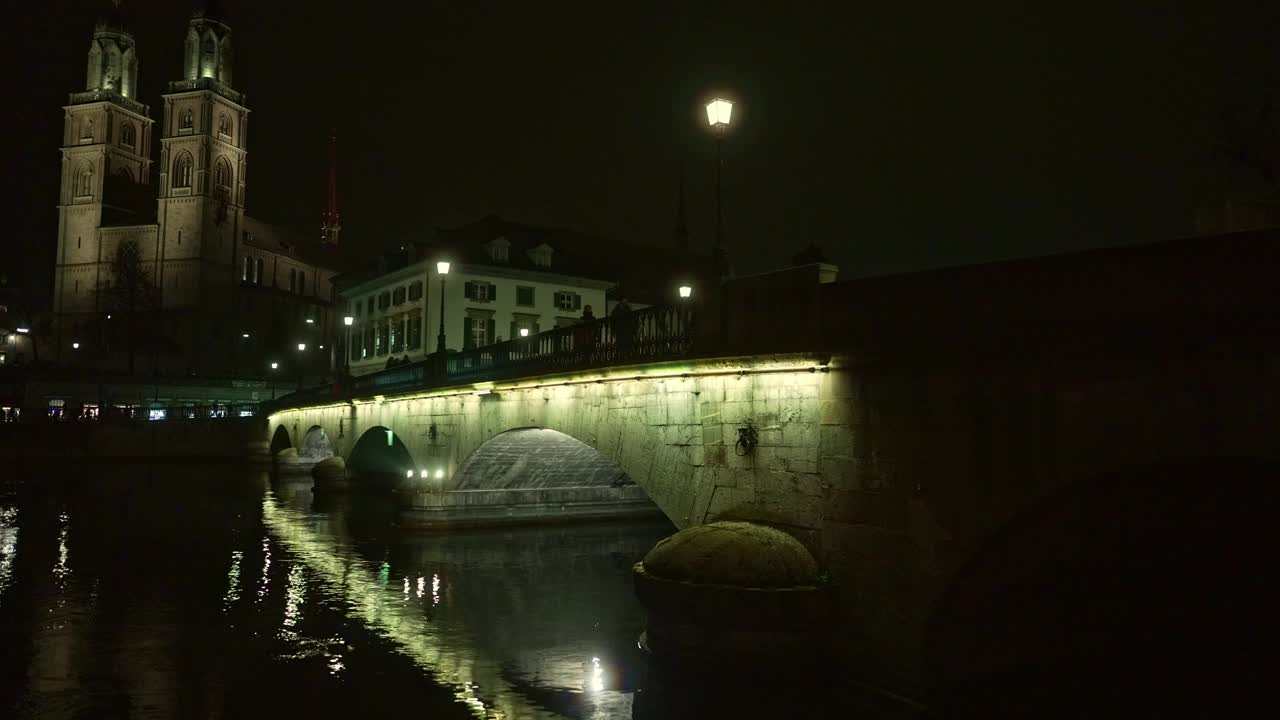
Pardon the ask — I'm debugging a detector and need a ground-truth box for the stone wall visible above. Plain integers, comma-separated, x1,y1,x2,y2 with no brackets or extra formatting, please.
267,346,1280,694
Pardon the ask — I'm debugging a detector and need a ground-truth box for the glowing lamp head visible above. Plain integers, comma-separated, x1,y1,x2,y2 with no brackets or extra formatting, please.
678,285,693,299
419,469,428,479
72,342,80,350
270,362,279,370
343,316,354,326
297,343,306,352
436,261,451,275
519,328,529,337
407,469,415,478
16,327,29,334
434,469,444,479
242,332,250,338
305,318,315,324
705,98,734,129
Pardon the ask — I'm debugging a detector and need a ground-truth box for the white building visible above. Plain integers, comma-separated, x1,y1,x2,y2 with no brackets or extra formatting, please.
339,217,616,376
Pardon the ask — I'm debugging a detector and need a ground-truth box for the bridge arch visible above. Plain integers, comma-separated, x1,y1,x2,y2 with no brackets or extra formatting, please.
299,425,334,462
450,427,635,492
269,424,292,455
348,425,416,486
924,457,1280,716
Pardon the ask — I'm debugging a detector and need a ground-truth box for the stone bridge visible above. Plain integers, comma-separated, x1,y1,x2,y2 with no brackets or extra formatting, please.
264,231,1280,702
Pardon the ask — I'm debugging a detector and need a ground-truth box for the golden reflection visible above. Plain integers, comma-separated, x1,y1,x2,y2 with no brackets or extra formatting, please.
224,550,243,610
282,564,306,634
262,495,646,719
257,537,271,602
0,507,17,603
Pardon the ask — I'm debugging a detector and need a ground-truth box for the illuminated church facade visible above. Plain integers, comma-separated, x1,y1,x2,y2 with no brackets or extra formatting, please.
52,2,345,377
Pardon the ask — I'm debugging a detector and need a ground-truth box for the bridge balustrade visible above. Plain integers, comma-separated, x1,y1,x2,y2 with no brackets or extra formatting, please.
342,304,696,399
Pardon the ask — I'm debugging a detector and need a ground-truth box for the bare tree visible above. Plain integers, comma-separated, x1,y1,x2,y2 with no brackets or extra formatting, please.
105,240,160,374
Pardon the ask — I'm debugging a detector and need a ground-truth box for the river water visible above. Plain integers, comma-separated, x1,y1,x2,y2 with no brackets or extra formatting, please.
0,464,914,719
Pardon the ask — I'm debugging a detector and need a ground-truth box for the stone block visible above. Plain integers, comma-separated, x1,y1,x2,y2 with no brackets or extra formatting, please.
783,423,819,448
819,424,854,457
704,444,728,468
820,399,857,426
825,489,910,531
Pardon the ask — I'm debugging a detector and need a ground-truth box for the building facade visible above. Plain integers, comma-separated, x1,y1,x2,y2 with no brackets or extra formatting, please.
51,3,343,378
339,219,615,376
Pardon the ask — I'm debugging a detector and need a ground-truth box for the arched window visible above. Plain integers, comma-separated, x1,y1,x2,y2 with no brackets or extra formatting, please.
120,122,135,148
81,118,94,140
173,153,193,188
181,109,193,130
218,113,230,136
76,166,94,197
213,157,231,190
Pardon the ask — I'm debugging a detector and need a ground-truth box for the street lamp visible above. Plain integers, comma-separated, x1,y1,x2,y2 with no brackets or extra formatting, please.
435,261,451,354
72,341,80,350
519,328,529,338
678,285,693,299
705,97,734,275
298,343,306,352
341,315,354,374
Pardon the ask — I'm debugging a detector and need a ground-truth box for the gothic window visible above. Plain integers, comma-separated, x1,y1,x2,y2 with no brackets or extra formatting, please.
173,153,193,188
120,122,136,148
218,113,230,136
76,166,94,197
241,255,250,282
213,158,231,191
81,119,94,140
181,109,194,130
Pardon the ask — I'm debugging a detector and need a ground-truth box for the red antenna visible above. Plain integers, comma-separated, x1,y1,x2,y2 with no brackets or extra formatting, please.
322,128,341,245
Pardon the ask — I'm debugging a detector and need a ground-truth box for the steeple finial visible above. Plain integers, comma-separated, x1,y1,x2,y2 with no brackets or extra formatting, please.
321,129,342,245
673,164,689,251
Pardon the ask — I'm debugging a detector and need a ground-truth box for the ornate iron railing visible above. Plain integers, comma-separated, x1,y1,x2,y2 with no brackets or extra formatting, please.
446,303,695,380
342,304,696,398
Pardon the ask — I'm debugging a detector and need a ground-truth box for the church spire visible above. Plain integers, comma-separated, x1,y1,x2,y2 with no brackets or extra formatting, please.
673,164,689,251
85,0,138,98
321,129,342,246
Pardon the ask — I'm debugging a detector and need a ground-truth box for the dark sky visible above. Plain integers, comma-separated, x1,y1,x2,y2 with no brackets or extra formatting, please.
9,0,1279,291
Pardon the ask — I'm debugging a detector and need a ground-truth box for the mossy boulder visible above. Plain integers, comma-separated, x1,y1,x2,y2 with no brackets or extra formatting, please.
642,520,819,588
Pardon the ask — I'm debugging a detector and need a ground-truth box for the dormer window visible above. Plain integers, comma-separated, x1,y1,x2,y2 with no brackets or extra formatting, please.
485,236,511,263
527,243,554,268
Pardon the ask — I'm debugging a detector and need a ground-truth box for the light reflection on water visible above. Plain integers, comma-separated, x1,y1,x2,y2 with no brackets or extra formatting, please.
0,466,672,719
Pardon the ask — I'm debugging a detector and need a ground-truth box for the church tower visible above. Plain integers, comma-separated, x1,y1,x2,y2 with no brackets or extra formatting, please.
54,1,154,323
156,0,247,309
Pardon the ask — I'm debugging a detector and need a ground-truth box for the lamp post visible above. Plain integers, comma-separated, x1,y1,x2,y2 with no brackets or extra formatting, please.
296,343,306,391
705,98,734,275
342,315,354,374
269,361,278,399
435,261,451,354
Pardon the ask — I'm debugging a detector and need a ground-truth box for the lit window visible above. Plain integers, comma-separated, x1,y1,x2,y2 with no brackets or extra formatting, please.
214,158,230,189
148,408,167,421
469,318,488,348
241,255,250,281
555,291,580,311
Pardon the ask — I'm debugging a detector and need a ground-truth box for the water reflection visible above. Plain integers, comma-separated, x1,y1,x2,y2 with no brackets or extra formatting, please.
0,466,895,719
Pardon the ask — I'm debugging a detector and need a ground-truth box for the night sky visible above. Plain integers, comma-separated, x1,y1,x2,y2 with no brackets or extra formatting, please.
9,0,1279,294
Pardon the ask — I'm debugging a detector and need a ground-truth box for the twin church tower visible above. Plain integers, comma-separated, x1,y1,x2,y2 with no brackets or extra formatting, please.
55,2,344,374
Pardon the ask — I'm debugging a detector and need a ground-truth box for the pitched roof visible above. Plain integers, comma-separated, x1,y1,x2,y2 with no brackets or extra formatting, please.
241,215,355,273
413,215,717,304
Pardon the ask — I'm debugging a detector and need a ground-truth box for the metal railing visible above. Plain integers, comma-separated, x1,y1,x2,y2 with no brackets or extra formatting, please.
339,304,696,399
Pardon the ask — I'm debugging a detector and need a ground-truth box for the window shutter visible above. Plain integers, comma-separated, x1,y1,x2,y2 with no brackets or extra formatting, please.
464,281,474,300
489,283,497,302
462,317,473,349
573,293,582,310
486,319,495,345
